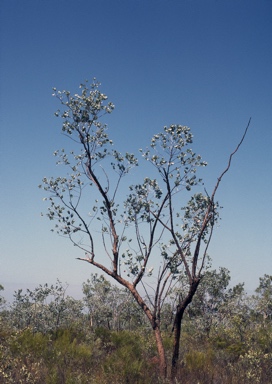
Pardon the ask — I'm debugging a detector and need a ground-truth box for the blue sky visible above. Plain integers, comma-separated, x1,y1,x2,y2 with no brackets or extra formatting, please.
1,0,271,302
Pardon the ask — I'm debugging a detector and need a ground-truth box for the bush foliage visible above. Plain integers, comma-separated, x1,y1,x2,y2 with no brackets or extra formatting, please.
0,272,271,383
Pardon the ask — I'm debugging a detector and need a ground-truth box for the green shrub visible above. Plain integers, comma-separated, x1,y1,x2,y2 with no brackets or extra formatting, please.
10,328,50,357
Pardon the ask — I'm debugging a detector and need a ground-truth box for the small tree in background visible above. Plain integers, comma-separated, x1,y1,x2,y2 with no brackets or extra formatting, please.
184,267,246,338
0,285,5,308
82,273,145,330
9,281,84,333
254,274,272,322
40,79,249,379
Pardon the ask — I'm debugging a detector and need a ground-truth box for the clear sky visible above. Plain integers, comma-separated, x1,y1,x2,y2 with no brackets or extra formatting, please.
0,0,271,302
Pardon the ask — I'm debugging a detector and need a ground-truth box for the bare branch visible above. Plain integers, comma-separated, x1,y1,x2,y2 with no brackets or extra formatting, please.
211,118,251,202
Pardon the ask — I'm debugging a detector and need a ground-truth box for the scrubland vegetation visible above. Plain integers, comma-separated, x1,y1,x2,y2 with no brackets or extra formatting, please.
0,271,271,383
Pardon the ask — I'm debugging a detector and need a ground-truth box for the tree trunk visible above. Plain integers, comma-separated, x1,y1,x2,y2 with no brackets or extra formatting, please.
154,326,167,378
114,280,168,378
171,311,183,380
171,279,200,380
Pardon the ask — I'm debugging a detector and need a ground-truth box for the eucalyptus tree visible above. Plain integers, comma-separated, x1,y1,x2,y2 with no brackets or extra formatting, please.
184,267,246,337
0,284,5,308
82,273,145,330
83,273,118,329
10,281,83,333
0,284,7,327
254,274,272,321
40,79,249,378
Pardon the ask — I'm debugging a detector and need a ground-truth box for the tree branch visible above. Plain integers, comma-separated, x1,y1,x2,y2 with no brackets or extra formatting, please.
211,118,251,202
